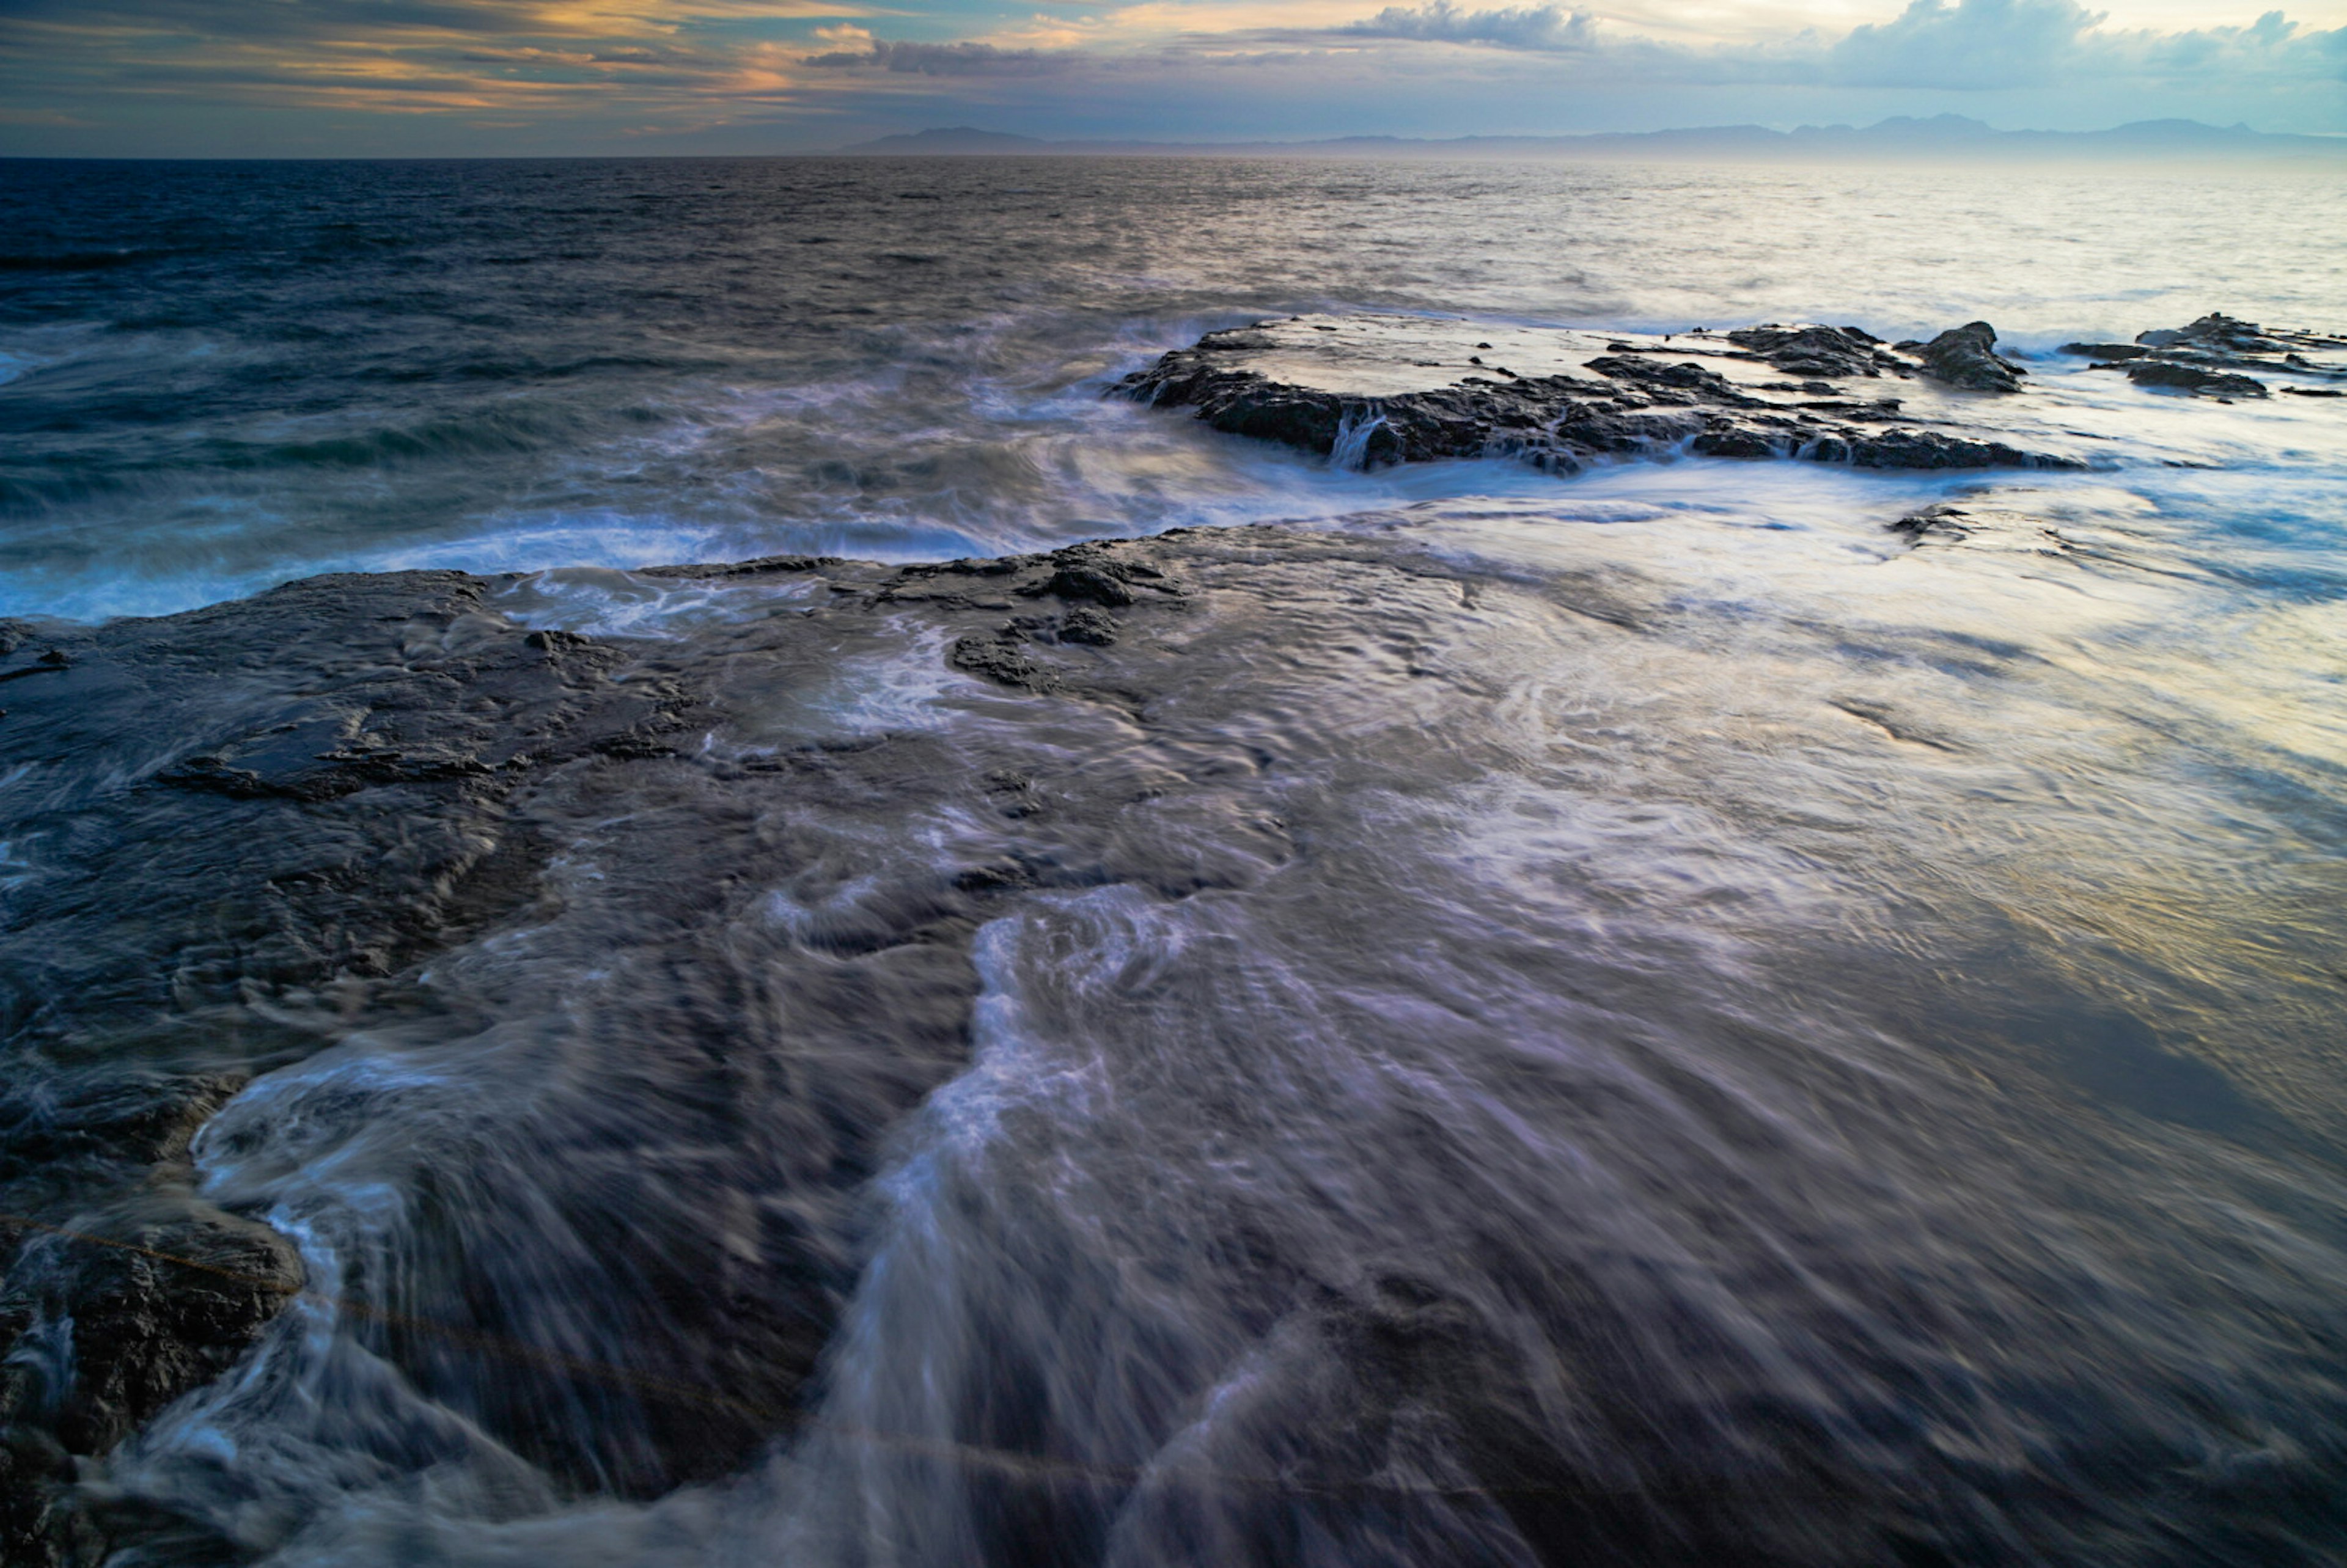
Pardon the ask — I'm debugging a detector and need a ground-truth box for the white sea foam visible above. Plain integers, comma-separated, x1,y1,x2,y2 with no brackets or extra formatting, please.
15,157,2347,1568
492,566,821,639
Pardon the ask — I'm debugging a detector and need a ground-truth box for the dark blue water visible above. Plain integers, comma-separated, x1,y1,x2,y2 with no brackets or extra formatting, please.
5,157,2343,618
5,157,2347,1567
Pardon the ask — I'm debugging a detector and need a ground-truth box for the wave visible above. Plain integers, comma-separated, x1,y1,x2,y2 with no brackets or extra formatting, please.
0,248,174,273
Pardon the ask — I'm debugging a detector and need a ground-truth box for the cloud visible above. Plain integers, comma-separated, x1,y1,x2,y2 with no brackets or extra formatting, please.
0,0,867,125
0,0,875,43
805,38,1078,73
1342,1,1598,51
1820,0,2344,87
2,0,2340,152
1313,0,2346,92
1828,0,2110,87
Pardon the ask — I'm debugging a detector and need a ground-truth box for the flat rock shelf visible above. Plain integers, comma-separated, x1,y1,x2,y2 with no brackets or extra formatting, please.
6,310,2347,1568
1117,311,2344,475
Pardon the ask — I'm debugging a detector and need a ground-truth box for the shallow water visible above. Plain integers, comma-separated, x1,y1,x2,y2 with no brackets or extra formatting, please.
4,156,2347,1566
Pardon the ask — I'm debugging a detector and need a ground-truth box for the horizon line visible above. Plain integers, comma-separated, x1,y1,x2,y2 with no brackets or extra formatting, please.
7,115,2346,164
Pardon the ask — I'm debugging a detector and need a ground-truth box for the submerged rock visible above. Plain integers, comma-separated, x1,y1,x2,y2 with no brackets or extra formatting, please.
7,525,2347,1567
1118,313,2087,475
0,572,725,1563
0,540,1202,1563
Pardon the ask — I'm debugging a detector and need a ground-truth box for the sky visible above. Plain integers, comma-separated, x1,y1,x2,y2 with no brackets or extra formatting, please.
0,0,2341,156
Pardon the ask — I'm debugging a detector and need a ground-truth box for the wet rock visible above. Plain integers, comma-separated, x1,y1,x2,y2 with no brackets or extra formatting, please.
931,541,1183,680
1899,321,2027,393
2137,312,2283,353
0,522,1247,1562
2,1200,304,1456
2079,312,2347,401
0,1072,249,1182
0,653,72,687
1119,314,2085,476
1889,504,1975,543
637,553,840,581
2,1178,304,1565
2126,362,2269,399
1588,355,1755,402
950,633,1060,692
0,570,721,1561
1035,555,1138,608
1727,323,1904,380
1843,430,2060,469
1056,607,1118,646
11,518,2347,1568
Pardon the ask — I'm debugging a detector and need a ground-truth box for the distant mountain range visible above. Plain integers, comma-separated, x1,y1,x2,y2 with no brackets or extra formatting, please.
839,117,2343,161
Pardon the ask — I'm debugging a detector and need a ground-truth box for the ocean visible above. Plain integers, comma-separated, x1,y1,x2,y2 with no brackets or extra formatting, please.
3,155,2346,1566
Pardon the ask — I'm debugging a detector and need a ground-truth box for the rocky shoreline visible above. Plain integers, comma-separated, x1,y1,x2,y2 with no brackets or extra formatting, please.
1,570,705,1561
2060,310,2347,400
0,536,1241,1564
2,307,2341,1566
1117,311,2344,474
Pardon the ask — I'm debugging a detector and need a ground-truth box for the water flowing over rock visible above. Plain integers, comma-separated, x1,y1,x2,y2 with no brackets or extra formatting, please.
0,543,1195,1562
7,515,2347,1565
8,152,2347,1568
2062,310,2347,400
1118,314,2087,474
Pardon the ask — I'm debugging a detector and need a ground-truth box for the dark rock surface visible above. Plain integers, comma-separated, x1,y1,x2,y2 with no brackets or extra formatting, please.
1889,502,1979,543
2125,361,2269,399
2063,311,2347,398
1118,314,2089,475
1725,323,1903,380
0,541,1196,1564
1882,496,2084,562
2137,311,2293,353
6,522,2347,1567
0,571,710,1564
1896,321,2027,392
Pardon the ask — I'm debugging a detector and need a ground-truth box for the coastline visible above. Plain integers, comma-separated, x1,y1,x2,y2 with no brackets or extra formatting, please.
4,293,2346,1561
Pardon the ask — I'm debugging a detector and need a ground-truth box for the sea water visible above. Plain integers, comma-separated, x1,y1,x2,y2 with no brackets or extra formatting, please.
4,155,2347,1566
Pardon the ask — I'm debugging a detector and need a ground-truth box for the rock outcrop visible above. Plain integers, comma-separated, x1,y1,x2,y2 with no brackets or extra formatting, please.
6,518,2347,1568
0,540,1220,1565
1118,314,2087,475
1896,321,2027,392
2124,361,2269,399
0,573,713,1563
2063,311,2347,400
1725,323,1904,381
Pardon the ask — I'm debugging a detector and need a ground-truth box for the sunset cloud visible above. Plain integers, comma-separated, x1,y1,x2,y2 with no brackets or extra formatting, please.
806,37,1082,70
1,0,2340,153
1342,2,1601,48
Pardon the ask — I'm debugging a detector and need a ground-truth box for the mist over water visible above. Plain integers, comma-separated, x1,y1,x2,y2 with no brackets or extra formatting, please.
4,156,2347,1566
2,156,2341,618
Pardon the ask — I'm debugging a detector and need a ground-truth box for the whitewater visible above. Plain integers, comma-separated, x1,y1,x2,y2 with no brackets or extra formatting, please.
1,154,2345,1567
